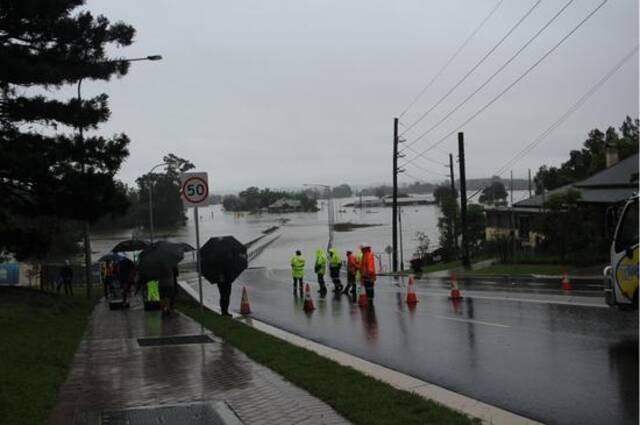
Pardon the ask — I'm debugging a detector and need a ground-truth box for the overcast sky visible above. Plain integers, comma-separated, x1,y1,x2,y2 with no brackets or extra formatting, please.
81,0,638,192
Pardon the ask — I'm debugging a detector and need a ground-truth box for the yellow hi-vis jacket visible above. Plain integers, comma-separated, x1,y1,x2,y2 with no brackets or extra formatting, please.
291,254,305,279
314,249,327,275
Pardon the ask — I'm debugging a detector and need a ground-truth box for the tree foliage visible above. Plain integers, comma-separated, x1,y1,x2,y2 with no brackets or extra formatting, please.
436,190,459,261
331,184,352,198
0,0,136,259
536,189,601,261
466,204,486,253
135,154,194,228
223,187,318,213
479,180,507,205
534,117,639,193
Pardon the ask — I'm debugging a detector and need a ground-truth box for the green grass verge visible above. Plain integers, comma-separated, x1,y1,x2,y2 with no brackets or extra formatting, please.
421,260,462,274
467,264,567,276
178,297,478,425
0,287,97,425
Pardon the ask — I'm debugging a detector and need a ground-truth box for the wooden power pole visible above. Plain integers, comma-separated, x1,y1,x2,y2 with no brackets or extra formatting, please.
458,132,470,268
392,118,399,273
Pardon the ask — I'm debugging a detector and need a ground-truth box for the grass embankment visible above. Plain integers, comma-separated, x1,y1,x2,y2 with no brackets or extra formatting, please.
0,287,97,425
466,264,567,276
179,297,478,425
421,260,463,274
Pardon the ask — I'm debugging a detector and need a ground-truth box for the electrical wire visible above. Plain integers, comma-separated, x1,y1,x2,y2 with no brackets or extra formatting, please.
402,0,610,168
401,170,440,184
399,121,449,166
397,0,505,119
401,0,576,151
400,0,542,137
465,43,638,201
406,161,449,178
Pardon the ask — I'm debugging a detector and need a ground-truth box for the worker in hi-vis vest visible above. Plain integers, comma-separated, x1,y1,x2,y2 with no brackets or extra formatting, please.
290,250,306,294
314,248,327,295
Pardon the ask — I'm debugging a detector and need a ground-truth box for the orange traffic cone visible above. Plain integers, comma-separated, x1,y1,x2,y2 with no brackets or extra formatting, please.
240,286,251,315
449,271,463,300
357,281,369,307
561,272,572,291
303,283,315,312
406,275,419,305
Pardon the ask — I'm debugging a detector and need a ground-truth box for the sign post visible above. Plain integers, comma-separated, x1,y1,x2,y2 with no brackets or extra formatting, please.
180,172,209,311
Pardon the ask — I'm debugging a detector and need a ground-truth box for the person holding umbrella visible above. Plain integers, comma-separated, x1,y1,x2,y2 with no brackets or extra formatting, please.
137,241,184,316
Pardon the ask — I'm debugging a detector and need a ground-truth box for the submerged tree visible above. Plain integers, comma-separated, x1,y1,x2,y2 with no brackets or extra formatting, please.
0,0,136,259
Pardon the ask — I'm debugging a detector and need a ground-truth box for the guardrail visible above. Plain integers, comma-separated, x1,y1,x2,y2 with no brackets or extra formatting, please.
247,235,281,263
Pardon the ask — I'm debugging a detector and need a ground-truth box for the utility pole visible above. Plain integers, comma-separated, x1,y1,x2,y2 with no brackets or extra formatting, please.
528,168,532,197
398,207,404,272
510,170,514,206
449,153,458,256
458,132,470,269
392,117,399,273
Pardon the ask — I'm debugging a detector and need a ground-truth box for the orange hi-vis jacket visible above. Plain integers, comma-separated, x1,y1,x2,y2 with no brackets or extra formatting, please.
360,249,376,282
347,254,358,274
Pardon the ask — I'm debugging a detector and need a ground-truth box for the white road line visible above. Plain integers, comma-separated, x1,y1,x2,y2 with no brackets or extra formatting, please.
435,315,510,328
476,280,498,285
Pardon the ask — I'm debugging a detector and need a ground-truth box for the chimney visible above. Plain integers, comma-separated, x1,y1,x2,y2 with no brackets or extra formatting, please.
605,143,619,168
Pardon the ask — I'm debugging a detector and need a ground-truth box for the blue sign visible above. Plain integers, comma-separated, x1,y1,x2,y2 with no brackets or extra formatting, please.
0,263,19,285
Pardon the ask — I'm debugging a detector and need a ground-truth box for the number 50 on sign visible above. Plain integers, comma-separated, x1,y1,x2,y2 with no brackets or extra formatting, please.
180,172,209,207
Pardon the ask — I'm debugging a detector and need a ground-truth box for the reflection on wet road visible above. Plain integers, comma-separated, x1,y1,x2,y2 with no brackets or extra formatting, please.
188,268,638,425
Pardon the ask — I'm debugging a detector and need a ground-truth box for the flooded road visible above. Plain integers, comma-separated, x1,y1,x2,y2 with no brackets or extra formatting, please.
92,197,441,269
184,268,639,425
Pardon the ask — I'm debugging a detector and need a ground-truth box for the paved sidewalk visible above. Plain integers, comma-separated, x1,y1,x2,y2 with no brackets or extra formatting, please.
47,298,350,425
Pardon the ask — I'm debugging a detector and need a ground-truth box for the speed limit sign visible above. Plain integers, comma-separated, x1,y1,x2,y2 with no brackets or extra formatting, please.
180,172,209,207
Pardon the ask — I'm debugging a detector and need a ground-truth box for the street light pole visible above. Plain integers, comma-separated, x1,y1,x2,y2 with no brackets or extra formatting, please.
78,54,162,299
147,162,171,243
304,183,333,249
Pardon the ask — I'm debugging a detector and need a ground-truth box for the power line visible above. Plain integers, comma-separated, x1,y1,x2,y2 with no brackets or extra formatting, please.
406,161,449,178
402,0,610,168
397,0,505,119
466,43,638,201
401,0,575,151
401,170,439,184
400,0,542,137
399,121,448,166
404,144,448,167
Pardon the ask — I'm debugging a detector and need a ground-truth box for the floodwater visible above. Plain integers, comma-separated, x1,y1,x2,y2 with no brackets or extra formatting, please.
91,190,532,269
92,195,441,270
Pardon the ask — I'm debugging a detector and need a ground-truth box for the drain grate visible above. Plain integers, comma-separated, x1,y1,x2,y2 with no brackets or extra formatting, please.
100,402,242,425
137,334,214,347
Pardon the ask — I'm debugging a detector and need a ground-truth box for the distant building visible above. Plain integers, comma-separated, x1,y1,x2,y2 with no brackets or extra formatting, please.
268,198,303,213
484,153,639,246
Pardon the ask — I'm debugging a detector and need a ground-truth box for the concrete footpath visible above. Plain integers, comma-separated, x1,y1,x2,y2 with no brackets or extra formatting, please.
46,297,349,425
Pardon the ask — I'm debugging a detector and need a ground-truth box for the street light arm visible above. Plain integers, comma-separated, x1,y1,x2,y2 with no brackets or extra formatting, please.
149,162,170,174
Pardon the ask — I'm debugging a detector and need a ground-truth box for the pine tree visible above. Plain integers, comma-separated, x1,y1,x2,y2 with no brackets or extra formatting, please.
0,0,135,258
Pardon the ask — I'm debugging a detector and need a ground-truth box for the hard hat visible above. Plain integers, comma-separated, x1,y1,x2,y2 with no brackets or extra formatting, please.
360,242,371,249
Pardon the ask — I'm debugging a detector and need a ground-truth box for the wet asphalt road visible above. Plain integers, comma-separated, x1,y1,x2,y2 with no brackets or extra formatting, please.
189,268,638,425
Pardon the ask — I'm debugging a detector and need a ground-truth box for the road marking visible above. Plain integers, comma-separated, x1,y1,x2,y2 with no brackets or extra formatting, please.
415,290,607,308
527,283,546,286
476,280,498,285
435,315,510,328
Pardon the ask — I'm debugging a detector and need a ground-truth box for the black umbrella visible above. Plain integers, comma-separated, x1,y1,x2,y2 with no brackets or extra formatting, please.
177,242,196,253
137,241,184,279
98,252,127,263
112,239,149,253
